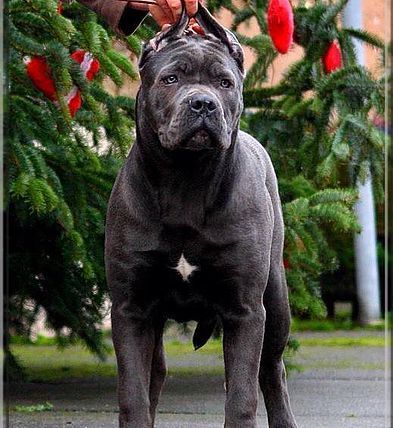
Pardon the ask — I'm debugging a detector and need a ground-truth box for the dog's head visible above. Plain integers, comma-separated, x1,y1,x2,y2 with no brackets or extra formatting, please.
137,4,244,152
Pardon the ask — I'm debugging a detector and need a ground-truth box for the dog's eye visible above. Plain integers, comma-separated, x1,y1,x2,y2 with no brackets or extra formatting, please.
220,79,232,88
162,75,178,85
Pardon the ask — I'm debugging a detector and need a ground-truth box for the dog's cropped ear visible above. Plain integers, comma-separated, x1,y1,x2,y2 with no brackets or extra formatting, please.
139,6,190,71
195,3,244,74
139,2,244,73
138,42,153,71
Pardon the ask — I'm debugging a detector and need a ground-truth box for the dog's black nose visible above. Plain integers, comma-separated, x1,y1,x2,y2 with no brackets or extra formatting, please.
189,95,217,115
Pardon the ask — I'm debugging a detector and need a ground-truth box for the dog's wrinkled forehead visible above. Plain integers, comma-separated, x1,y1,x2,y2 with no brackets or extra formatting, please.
139,3,244,75
140,34,241,78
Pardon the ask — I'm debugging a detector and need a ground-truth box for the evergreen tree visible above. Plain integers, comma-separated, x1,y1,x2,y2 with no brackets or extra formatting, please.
6,0,386,368
5,0,156,360
207,0,385,317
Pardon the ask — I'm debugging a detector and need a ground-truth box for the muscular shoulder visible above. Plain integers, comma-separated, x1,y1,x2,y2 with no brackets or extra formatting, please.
238,130,266,154
238,130,272,172
237,130,279,193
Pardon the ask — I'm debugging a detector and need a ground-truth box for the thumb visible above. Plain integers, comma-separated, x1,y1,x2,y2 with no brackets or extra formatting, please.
149,4,173,27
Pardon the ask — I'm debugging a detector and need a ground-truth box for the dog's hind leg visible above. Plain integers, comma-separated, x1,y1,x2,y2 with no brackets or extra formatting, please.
149,319,167,426
258,160,298,428
222,305,265,428
259,262,297,428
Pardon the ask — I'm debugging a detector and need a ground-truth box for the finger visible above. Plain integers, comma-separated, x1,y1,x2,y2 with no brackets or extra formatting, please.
155,0,175,22
191,23,204,35
161,23,172,31
167,0,182,22
184,0,197,17
149,4,172,27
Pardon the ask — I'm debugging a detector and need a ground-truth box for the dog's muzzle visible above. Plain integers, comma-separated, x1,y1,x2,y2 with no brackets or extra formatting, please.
188,94,217,117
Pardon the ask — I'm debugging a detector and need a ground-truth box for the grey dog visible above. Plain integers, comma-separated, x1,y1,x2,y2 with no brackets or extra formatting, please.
105,4,298,427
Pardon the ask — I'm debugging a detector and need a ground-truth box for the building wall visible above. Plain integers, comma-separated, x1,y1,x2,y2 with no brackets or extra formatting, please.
218,0,389,83
363,0,390,76
107,0,389,97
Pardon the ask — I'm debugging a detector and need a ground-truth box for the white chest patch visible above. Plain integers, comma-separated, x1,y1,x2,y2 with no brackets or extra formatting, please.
174,253,198,282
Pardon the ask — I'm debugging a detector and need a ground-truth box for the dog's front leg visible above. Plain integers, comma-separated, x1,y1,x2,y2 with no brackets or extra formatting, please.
222,307,265,428
111,301,155,428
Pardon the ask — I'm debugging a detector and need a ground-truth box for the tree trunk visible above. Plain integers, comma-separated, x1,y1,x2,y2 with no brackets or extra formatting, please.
343,0,381,324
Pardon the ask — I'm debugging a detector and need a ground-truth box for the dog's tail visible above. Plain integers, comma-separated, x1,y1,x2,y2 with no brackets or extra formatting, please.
192,317,217,350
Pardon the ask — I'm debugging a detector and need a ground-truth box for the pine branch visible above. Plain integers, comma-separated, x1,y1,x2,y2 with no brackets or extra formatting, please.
319,0,349,27
244,84,289,107
343,28,384,49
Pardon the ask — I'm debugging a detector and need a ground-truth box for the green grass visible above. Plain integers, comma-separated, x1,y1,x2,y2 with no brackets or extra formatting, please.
166,339,223,356
291,317,389,332
14,402,53,413
9,337,299,382
299,336,386,347
10,344,117,382
10,340,226,382
10,330,387,383
167,366,224,377
9,334,72,346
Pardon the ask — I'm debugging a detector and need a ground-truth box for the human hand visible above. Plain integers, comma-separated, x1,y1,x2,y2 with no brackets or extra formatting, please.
127,0,199,29
149,0,197,28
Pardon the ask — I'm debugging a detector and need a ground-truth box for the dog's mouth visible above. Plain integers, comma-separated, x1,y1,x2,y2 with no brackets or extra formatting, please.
187,129,213,148
179,127,218,151
159,113,230,152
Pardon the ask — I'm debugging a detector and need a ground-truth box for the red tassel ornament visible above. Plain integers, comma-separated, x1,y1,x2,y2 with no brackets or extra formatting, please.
267,0,294,54
67,88,83,118
57,0,63,14
26,50,100,117
71,50,100,81
26,56,57,101
322,40,342,73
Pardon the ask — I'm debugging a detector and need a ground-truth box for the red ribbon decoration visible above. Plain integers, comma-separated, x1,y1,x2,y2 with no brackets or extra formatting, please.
322,40,343,73
267,0,294,54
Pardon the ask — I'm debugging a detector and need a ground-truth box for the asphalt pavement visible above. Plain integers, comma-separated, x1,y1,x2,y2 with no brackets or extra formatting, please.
7,331,390,428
